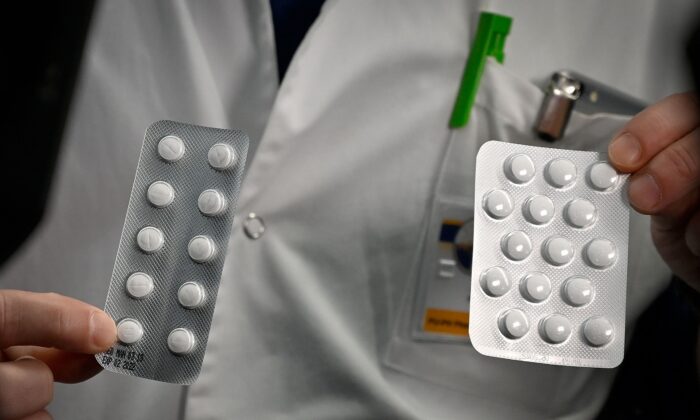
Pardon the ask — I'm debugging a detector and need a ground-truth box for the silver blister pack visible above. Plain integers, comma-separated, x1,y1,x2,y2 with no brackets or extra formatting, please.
470,141,629,368
96,120,249,384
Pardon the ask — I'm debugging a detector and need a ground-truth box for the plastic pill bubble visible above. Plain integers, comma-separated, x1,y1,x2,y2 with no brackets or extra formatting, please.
504,154,535,184
178,282,206,309
564,198,597,228
520,272,551,303
583,317,614,347
125,272,154,299
208,143,237,170
117,318,144,344
542,236,574,266
501,231,532,261
523,195,554,225
483,189,514,219
540,314,572,344
136,227,164,253
585,239,616,269
158,135,185,162
563,276,594,307
146,181,175,208
498,309,529,339
188,235,217,263
480,267,511,297
168,328,196,355
588,162,618,191
198,189,227,216
545,158,577,188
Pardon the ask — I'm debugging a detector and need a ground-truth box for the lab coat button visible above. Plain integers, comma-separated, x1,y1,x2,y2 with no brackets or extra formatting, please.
244,213,265,239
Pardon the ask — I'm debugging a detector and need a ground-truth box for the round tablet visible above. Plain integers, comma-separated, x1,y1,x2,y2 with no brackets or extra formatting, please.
167,328,196,355
136,227,164,253
545,158,577,188
523,195,554,225
562,276,594,307
542,236,574,266
583,317,614,347
117,318,143,345
540,314,572,344
564,198,597,228
520,272,551,303
480,267,511,297
501,231,532,261
188,235,217,263
198,189,227,216
208,143,237,170
483,189,514,219
158,135,185,162
588,162,619,191
178,282,206,309
146,181,175,208
125,272,154,299
504,154,535,184
498,309,529,339
585,239,617,269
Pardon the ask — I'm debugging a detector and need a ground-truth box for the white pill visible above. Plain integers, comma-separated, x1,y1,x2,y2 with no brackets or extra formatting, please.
523,195,554,225
588,162,619,191
565,198,597,228
540,314,572,344
125,272,154,299
136,227,164,253
188,235,217,263
117,318,143,344
563,276,594,307
158,135,185,162
501,231,532,261
545,158,577,188
498,309,529,339
198,189,227,216
520,272,551,303
178,282,206,309
167,328,196,355
146,181,175,208
504,154,535,184
542,236,574,266
480,267,511,297
208,143,237,170
583,317,614,347
585,239,617,268
483,189,514,219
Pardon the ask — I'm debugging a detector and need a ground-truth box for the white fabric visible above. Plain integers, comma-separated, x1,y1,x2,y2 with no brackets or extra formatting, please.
0,0,696,419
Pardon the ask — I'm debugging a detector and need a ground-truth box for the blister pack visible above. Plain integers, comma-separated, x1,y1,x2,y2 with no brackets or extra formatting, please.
96,120,249,384
469,141,629,368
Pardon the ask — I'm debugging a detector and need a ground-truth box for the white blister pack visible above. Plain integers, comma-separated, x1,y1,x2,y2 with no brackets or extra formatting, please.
470,141,629,368
96,120,248,384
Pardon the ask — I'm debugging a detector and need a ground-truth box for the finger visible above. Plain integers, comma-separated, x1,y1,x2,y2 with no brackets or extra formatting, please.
0,357,53,420
3,346,103,384
686,210,700,257
18,410,52,420
608,92,700,172
626,127,700,214
0,290,116,352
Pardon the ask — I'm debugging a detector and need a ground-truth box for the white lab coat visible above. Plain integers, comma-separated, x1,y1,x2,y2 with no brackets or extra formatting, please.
1,0,697,418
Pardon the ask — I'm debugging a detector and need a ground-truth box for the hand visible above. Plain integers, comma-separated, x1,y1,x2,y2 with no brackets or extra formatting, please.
608,93,700,291
0,290,116,420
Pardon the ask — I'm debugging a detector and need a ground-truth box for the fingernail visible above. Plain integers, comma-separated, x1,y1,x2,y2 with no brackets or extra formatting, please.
628,173,661,211
90,311,117,350
609,133,642,167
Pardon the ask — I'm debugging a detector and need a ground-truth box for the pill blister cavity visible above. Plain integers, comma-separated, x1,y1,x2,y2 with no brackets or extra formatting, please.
542,236,574,266
208,143,237,170
498,309,530,339
167,328,196,355
545,158,577,188
188,235,217,263
480,267,511,297
585,239,616,268
563,276,594,307
540,314,572,344
501,231,532,261
520,272,551,303
136,227,164,253
523,195,554,225
157,135,185,162
198,189,227,216
178,282,206,309
483,189,514,219
117,318,144,345
583,317,614,347
147,181,175,208
588,162,619,191
504,154,535,184
564,198,596,228
125,272,154,299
